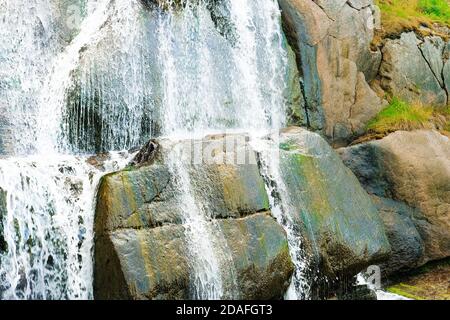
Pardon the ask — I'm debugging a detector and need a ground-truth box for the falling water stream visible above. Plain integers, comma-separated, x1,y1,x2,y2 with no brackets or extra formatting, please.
0,0,313,300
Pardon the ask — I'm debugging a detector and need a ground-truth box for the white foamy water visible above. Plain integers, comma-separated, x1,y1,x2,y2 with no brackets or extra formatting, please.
37,0,112,154
0,0,135,300
0,152,131,299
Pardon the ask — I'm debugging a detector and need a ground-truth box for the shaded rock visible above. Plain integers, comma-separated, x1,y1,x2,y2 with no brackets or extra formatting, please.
420,36,446,88
95,128,394,299
279,0,385,144
95,136,270,234
95,212,292,300
276,127,391,278
444,41,450,96
339,130,450,274
372,197,425,276
129,139,160,167
285,44,307,127
95,224,191,300
53,0,91,43
338,284,377,301
379,32,448,106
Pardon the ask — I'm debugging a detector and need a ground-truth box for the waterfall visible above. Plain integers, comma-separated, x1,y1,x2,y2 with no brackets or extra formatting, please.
0,0,135,299
155,0,309,299
356,273,410,300
56,0,158,153
37,0,113,154
164,143,242,299
0,0,61,155
251,137,313,300
0,153,131,299
1,0,313,300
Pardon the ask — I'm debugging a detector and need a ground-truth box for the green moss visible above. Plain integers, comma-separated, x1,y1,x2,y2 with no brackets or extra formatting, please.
387,284,425,300
377,0,450,25
258,233,267,253
279,141,296,151
293,154,332,220
419,0,450,22
386,258,450,300
367,98,434,134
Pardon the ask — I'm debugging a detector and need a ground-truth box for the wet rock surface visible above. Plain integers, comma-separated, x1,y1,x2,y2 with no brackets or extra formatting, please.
94,128,392,299
277,127,391,279
94,135,293,299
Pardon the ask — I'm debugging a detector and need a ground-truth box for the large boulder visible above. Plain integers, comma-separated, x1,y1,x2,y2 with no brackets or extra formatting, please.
379,33,449,107
339,130,450,275
94,128,392,299
94,135,293,300
278,0,386,144
275,127,391,278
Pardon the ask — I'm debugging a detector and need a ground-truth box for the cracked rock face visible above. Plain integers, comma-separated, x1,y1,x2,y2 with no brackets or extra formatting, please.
379,32,449,107
279,0,386,145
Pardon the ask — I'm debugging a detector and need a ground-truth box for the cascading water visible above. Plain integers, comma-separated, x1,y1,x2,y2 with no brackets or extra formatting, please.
0,153,130,299
0,0,136,299
1,0,314,300
56,0,158,153
154,0,313,299
0,0,61,155
251,137,313,300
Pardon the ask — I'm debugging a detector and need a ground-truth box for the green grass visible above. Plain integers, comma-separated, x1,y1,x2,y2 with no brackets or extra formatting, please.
367,98,434,134
387,284,426,300
374,0,450,41
419,0,450,22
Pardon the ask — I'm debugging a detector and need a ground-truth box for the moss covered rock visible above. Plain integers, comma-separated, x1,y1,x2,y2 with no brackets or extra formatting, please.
276,127,391,278
387,259,450,300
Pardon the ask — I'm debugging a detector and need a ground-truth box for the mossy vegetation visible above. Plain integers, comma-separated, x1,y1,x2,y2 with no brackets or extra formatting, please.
387,283,426,300
375,0,450,41
367,98,434,133
419,0,450,22
387,258,450,300
366,97,450,134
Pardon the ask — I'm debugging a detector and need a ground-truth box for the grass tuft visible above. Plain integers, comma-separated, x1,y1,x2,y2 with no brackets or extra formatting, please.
367,98,435,134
